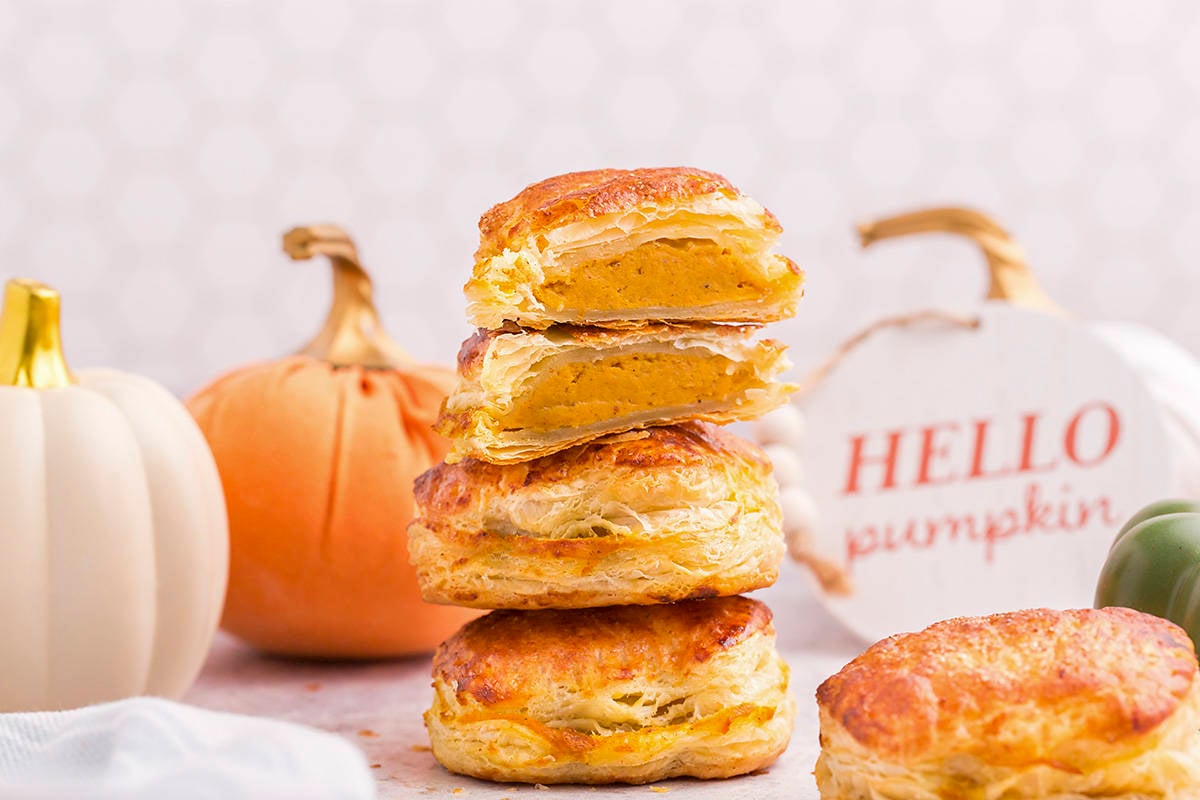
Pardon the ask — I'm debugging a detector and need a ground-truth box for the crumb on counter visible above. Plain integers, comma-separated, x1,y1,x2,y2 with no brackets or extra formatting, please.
452,789,465,796
358,729,380,738
304,682,321,692
535,784,549,791
650,788,670,794
370,763,381,769
411,743,433,752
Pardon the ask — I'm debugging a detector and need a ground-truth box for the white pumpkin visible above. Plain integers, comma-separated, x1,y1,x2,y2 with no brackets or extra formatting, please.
0,279,228,711
757,208,1200,643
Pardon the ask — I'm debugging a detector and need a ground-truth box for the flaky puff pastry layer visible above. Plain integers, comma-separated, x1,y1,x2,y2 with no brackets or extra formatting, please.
435,323,794,464
408,423,784,609
426,596,795,784
466,167,803,329
815,607,1200,800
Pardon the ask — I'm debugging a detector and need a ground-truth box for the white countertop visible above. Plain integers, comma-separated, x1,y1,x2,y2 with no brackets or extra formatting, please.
184,564,864,799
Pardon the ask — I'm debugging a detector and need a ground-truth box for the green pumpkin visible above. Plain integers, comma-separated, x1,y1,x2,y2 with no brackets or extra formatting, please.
1095,499,1200,644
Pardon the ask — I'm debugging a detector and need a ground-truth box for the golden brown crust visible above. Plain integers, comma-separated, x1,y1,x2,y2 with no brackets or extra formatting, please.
452,326,505,377
437,597,773,708
476,167,775,260
817,607,1197,765
415,422,768,506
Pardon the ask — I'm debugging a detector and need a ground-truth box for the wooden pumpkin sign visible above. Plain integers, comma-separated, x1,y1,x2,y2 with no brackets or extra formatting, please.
188,225,477,659
0,279,228,710
760,208,1200,643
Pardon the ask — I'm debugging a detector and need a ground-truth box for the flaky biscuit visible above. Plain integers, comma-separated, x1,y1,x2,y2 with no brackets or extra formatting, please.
466,167,803,329
409,423,783,609
426,597,795,784
815,607,1200,799
435,323,793,464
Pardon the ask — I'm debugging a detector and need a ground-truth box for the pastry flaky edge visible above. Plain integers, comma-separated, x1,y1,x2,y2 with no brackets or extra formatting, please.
425,596,796,784
464,167,804,329
814,607,1200,800
409,422,784,609
435,322,795,464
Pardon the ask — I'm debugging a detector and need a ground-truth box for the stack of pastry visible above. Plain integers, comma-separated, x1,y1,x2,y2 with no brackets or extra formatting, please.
409,167,803,784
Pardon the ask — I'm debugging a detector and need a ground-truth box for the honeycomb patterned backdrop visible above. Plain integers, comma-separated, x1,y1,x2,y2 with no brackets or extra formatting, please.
1,0,1198,395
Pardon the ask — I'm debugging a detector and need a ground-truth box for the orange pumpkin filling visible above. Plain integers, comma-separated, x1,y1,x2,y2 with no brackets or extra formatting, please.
537,239,794,315
502,350,757,432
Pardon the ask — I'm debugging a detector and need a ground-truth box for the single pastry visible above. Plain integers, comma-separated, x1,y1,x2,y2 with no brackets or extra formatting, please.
426,596,795,784
815,607,1200,799
465,167,804,329
408,422,784,609
435,323,793,464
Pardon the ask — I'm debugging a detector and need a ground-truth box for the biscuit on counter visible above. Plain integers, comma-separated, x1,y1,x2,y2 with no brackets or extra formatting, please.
465,167,803,329
409,422,784,609
815,607,1200,799
435,323,793,464
426,596,795,784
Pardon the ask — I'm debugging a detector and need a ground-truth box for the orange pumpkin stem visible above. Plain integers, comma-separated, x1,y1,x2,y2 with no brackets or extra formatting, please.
284,224,414,368
856,207,1062,314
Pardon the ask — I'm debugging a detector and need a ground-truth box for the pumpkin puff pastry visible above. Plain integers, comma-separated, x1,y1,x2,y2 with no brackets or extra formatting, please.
465,167,803,329
426,596,796,784
815,607,1200,800
435,323,794,464
408,422,784,609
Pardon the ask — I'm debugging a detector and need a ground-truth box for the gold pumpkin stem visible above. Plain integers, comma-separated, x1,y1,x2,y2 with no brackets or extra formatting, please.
0,279,73,389
284,224,413,368
856,207,1062,314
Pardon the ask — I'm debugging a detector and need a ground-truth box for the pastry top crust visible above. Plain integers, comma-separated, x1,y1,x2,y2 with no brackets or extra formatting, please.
816,607,1198,764
434,596,774,709
414,422,770,515
476,167,778,260
453,322,763,379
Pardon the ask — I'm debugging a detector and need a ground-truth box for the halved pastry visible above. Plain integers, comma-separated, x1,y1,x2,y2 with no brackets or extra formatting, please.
435,323,794,464
425,596,795,784
815,607,1200,799
409,423,784,609
465,167,804,329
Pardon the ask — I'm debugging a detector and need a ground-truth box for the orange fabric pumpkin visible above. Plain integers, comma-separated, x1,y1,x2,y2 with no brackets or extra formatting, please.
187,225,477,658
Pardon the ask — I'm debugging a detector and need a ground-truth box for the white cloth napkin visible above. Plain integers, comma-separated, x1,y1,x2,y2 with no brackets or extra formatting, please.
0,697,376,800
